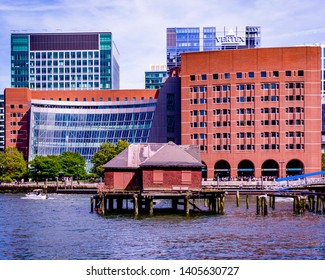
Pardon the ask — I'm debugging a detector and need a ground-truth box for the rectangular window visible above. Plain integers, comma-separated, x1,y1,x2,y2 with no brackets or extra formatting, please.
273,71,279,77
153,170,163,184
190,75,195,81
285,70,292,76
297,70,304,76
248,72,254,78
212,73,218,80
236,72,242,78
224,73,230,79
261,71,267,78
181,171,192,184
201,74,207,80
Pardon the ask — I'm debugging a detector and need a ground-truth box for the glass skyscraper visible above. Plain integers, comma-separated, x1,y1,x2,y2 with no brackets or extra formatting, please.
11,32,120,90
167,26,261,71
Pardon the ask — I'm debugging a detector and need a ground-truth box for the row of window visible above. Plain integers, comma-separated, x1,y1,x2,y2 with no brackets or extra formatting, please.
9,104,23,109
190,70,304,81
205,131,304,139
188,94,303,104
189,120,305,127
191,82,304,93
30,51,100,60
209,144,305,151
30,82,103,89
30,60,100,67
30,67,100,74
30,74,100,81
194,133,304,140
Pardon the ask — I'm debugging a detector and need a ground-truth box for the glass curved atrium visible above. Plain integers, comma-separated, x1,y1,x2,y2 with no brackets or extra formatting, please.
29,99,156,171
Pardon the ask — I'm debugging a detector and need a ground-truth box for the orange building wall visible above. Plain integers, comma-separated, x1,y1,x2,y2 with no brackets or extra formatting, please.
181,46,321,179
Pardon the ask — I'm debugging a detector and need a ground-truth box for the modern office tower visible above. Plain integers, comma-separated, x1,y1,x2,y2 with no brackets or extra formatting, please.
166,26,261,71
4,74,181,170
11,32,120,90
145,65,168,89
181,46,321,180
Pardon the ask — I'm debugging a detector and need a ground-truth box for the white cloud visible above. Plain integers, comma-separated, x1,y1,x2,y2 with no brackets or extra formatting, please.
1,0,325,90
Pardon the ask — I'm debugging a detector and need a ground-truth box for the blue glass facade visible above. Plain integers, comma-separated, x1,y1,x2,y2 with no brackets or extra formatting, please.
145,70,168,89
167,27,200,70
11,32,120,90
11,34,29,88
29,99,156,170
167,26,261,71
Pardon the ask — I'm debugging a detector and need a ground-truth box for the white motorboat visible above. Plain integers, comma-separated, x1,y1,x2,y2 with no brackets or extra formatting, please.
25,189,48,200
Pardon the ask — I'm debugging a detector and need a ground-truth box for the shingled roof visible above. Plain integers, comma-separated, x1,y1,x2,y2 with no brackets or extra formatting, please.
102,142,204,169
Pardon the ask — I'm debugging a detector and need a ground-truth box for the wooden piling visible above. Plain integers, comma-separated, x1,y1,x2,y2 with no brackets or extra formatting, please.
236,191,240,207
259,196,268,216
256,196,260,215
220,196,225,215
217,197,221,214
299,196,306,214
263,196,268,215
95,196,100,213
101,196,106,215
316,195,322,214
210,198,217,213
133,194,139,215
90,196,94,213
293,196,298,214
269,195,275,210
246,195,249,209
149,198,154,215
184,196,190,215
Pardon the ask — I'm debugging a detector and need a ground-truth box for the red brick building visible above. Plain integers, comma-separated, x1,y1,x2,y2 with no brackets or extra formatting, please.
102,142,204,190
181,46,321,179
4,88,158,162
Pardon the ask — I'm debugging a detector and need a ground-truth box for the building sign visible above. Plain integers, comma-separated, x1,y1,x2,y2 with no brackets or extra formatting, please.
215,27,246,47
216,35,245,44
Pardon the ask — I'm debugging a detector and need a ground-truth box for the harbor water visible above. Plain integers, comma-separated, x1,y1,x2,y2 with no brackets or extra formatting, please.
0,193,324,260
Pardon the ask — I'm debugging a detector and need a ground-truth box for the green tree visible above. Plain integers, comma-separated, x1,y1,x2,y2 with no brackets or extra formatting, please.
116,139,130,154
29,155,62,180
60,151,86,179
0,147,27,182
91,140,129,177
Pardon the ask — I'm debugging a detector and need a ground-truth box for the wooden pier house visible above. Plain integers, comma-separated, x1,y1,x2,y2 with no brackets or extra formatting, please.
92,142,225,215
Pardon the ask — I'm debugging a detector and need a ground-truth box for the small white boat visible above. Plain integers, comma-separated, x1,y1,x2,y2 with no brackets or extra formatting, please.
25,189,48,200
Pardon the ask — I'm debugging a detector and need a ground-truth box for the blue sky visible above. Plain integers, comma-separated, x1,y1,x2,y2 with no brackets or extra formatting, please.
1,0,325,90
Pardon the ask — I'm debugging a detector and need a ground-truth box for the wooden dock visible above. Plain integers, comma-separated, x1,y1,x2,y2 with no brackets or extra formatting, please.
91,189,226,216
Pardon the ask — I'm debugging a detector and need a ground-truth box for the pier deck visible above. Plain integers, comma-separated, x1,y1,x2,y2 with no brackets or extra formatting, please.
92,189,226,215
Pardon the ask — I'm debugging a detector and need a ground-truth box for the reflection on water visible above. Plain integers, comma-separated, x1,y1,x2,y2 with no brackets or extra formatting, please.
0,193,324,260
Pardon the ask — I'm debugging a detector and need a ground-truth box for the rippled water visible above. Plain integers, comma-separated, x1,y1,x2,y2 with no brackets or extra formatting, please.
0,193,324,260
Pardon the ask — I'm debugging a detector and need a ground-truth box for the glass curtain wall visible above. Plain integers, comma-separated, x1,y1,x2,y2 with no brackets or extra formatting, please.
29,100,156,171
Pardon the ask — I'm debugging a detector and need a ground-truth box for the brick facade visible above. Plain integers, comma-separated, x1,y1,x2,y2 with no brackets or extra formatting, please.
142,168,202,190
181,46,321,179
